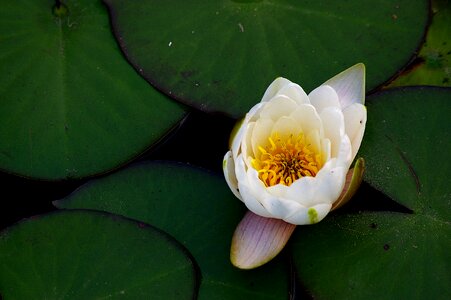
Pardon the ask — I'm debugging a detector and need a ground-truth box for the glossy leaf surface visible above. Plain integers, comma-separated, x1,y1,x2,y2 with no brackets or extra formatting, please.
0,0,187,180
105,0,428,117
0,210,196,299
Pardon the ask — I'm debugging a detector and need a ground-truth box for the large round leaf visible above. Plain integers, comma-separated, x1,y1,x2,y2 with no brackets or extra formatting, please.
291,87,450,299
0,210,196,299
388,0,451,87
0,0,187,180
55,161,289,299
104,0,429,117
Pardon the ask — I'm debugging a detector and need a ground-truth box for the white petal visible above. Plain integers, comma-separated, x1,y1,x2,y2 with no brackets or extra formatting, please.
241,123,256,169
261,77,293,103
271,116,301,140
239,183,273,218
283,203,332,225
251,117,274,159
284,176,319,206
314,162,347,204
336,134,353,167
260,194,304,220
350,126,365,163
235,154,249,183
308,85,340,114
235,155,272,217
276,83,310,105
265,184,289,198
223,151,242,200
284,159,347,207
246,102,265,123
231,102,265,161
320,107,345,158
322,63,365,108
244,166,304,219
321,137,331,163
343,103,367,161
289,104,323,137
259,95,298,121
306,129,321,156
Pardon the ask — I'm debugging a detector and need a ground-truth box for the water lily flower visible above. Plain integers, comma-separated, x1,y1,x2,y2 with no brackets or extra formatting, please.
223,63,367,269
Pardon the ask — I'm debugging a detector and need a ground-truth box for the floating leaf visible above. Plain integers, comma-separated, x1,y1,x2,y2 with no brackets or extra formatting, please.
291,87,451,299
55,161,289,299
0,210,196,299
104,0,429,117
387,0,451,87
0,0,187,180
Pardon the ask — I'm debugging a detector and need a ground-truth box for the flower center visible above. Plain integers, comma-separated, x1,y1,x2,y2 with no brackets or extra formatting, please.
252,132,322,187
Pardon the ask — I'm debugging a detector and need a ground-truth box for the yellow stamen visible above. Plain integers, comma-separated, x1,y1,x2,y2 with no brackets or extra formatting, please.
251,132,322,187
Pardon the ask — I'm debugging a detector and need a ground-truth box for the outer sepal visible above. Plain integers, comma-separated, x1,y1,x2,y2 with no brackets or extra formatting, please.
331,157,365,211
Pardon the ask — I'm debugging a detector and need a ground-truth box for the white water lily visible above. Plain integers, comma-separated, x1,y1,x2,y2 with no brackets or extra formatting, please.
223,63,367,226
225,64,367,269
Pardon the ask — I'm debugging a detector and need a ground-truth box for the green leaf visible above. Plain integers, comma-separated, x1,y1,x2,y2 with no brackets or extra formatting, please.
55,161,289,299
360,87,450,215
104,0,429,117
0,0,187,180
291,87,451,299
0,210,196,299
291,212,450,299
387,0,451,87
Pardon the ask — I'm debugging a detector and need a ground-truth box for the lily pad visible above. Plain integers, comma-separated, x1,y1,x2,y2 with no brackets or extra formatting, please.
291,87,451,299
0,0,187,180
104,0,429,117
55,161,289,299
387,0,451,87
0,210,196,299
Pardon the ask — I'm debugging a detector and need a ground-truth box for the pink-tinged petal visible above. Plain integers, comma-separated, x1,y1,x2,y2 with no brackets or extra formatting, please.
322,63,365,108
332,157,365,211
261,77,293,102
343,103,367,161
276,83,310,105
231,211,296,269
308,85,340,114
223,151,242,201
